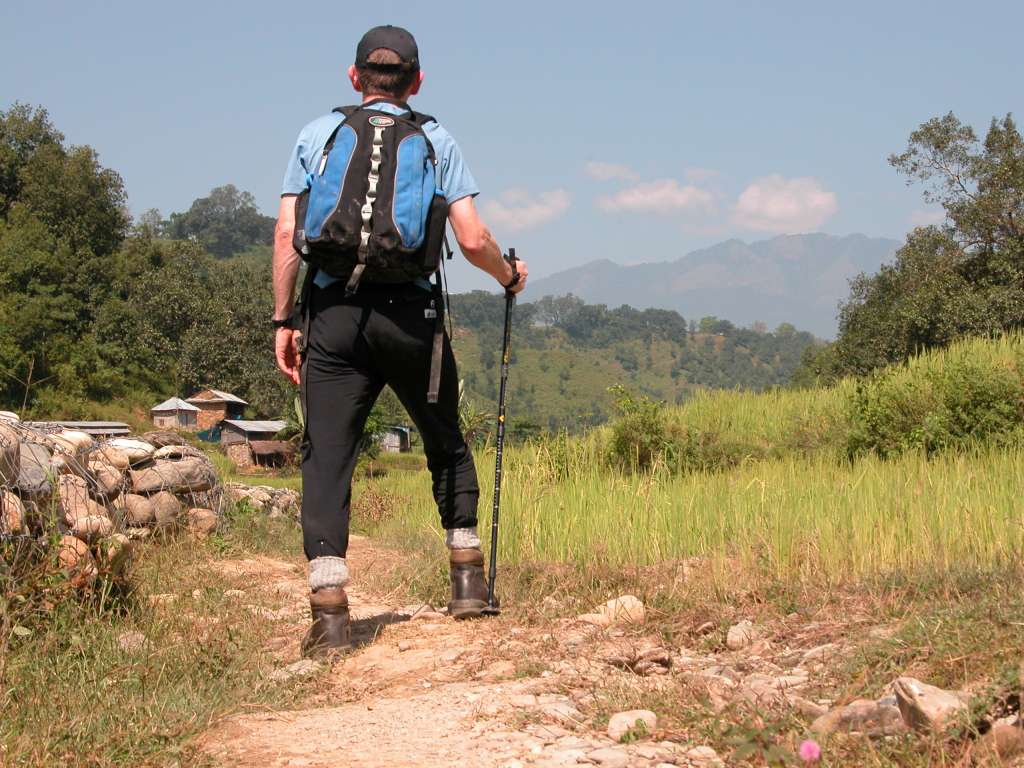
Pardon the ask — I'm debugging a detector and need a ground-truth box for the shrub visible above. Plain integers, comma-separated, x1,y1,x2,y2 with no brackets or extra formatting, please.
847,333,1024,457
606,386,675,472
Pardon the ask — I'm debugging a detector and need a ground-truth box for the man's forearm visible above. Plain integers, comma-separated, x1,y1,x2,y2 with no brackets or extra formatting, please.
461,227,513,285
272,233,301,320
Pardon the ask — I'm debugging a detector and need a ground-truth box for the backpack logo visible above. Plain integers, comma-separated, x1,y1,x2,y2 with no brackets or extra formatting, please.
368,116,396,127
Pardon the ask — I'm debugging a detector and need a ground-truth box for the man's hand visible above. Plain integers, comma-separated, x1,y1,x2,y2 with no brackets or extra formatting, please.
504,256,529,295
275,327,301,385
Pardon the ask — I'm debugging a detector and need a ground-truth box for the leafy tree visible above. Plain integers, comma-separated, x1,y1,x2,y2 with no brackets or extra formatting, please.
166,184,274,259
794,112,1024,382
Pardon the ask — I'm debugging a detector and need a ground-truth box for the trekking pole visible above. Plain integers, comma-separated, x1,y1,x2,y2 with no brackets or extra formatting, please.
482,248,518,616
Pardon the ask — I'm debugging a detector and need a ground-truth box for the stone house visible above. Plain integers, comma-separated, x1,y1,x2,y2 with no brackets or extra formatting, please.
150,397,200,430
186,389,247,430
220,419,289,469
379,426,412,453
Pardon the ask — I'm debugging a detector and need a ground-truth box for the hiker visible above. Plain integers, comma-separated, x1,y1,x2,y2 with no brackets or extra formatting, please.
272,25,528,658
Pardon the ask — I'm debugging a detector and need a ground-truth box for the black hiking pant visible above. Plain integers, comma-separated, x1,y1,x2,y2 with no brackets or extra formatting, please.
299,280,479,561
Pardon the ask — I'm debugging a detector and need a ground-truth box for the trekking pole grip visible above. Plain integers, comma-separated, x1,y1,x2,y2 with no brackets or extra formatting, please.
502,248,520,298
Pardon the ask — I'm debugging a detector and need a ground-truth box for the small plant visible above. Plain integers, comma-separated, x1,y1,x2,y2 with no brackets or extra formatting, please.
606,385,675,472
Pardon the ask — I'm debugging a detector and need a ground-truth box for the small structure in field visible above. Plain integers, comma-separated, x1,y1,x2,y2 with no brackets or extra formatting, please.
220,419,291,469
378,426,412,453
150,397,200,430
186,389,247,430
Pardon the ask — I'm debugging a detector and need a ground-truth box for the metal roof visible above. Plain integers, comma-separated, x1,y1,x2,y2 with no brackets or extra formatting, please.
27,421,132,436
186,388,248,405
222,419,287,434
151,397,200,412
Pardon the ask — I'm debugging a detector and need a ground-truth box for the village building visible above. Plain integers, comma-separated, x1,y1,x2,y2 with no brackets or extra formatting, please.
186,389,247,430
149,397,200,430
220,419,293,469
378,426,412,453
26,421,131,438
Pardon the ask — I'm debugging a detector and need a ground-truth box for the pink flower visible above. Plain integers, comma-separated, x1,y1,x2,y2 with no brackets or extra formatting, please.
798,739,821,763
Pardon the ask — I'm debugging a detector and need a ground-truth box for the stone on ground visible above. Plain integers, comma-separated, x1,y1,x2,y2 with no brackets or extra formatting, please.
607,709,657,742
269,659,321,683
579,595,645,627
150,491,183,526
57,535,97,588
810,698,906,737
587,746,630,767
0,489,26,534
892,676,969,732
0,421,20,483
186,507,219,537
71,514,114,544
726,619,760,650
108,437,156,464
117,493,156,526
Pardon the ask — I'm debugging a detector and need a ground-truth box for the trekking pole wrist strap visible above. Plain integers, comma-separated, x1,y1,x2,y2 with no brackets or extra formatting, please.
501,253,520,290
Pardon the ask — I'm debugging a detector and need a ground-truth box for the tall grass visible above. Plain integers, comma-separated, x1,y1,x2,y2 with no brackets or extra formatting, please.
359,333,1024,584
360,444,1024,581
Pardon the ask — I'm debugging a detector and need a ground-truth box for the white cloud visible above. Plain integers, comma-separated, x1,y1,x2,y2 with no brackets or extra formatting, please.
733,175,838,233
909,209,946,227
480,188,571,232
584,161,640,182
597,179,715,215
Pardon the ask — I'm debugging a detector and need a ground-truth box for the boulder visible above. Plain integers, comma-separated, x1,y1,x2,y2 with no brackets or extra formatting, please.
142,430,189,448
57,535,97,588
153,444,205,461
89,459,124,500
71,514,114,544
98,444,131,471
607,709,657,742
186,507,218,537
0,410,19,422
0,421,20,483
130,457,216,494
116,493,156,526
150,491,183,526
57,474,106,525
892,677,969,732
16,441,53,504
49,429,95,456
107,438,156,465
0,490,26,535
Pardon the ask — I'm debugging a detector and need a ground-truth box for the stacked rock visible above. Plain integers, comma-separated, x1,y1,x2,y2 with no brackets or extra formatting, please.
0,415,223,588
224,483,300,520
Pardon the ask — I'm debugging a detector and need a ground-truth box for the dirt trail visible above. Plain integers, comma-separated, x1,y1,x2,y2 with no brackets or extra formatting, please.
198,535,726,768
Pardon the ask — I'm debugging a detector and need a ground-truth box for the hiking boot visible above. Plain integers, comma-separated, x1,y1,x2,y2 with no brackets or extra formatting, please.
448,547,497,619
300,586,352,659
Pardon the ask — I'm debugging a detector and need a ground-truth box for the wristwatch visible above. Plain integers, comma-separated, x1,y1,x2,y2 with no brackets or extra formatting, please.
272,317,292,329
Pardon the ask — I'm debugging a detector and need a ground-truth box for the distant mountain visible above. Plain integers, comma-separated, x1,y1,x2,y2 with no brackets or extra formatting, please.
528,234,901,338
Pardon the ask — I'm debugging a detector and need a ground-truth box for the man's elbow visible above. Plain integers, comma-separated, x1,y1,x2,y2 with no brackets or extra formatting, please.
274,222,295,248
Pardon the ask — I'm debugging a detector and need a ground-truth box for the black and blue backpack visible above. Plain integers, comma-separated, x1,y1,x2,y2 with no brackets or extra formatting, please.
293,98,449,294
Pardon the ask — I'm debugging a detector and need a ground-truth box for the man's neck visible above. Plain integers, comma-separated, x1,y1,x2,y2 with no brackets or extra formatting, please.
361,93,411,104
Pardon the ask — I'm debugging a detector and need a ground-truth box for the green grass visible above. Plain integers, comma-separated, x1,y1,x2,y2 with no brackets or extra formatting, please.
358,443,1024,583
0,506,305,767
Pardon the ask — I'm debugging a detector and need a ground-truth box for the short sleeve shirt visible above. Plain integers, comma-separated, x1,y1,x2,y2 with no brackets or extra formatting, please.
282,102,477,288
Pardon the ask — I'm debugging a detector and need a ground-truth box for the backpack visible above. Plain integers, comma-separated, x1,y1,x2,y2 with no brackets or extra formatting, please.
292,98,449,294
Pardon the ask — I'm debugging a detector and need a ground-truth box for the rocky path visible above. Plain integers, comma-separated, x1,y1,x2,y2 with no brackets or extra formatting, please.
198,536,723,768
197,536,1023,767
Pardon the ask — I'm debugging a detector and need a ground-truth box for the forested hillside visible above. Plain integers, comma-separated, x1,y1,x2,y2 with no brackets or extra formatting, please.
450,292,816,433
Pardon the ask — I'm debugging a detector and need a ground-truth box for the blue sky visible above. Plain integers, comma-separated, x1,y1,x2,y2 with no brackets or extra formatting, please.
3,0,1022,291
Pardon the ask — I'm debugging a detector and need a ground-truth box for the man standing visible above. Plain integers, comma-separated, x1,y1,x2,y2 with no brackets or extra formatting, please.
272,25,528,658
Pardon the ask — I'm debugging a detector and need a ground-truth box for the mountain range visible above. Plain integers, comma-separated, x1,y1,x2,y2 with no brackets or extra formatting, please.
527,233,901,338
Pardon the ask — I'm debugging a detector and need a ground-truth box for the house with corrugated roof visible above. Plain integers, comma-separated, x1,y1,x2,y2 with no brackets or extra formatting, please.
185,389,247,430
150,397,200,430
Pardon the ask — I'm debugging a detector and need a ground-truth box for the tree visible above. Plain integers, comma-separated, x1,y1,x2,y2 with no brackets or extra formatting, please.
166,184,274,258
793,112,1024,382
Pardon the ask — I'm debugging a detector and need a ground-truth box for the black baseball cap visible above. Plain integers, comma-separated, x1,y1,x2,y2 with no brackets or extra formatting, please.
355,25,420,71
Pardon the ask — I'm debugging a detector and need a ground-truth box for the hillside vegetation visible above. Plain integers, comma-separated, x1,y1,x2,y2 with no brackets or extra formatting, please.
450,292,816,434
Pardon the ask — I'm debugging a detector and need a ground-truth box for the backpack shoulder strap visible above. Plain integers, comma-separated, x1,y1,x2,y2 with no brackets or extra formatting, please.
332,105,360,119
408,111,436,128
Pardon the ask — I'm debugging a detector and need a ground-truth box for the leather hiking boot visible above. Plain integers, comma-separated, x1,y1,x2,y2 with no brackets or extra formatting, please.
448,547,497,619
300,586,352,659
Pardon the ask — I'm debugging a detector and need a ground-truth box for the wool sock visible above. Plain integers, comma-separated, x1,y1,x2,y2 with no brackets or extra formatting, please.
308,556,349,590
445,527,481,550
